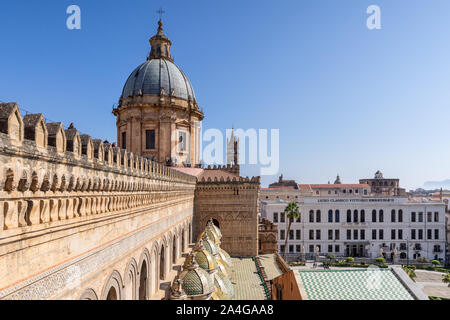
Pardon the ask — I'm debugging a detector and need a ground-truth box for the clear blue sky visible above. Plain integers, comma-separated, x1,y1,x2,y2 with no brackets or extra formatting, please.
1,0,450,190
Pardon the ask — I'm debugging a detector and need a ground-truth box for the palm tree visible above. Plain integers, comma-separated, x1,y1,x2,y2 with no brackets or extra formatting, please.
443,272,450,288
282,202,301,260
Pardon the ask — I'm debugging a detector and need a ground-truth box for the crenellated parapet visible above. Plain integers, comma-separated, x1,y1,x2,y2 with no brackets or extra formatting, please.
197,175,260,185
204,164,240,176
0,103,197,234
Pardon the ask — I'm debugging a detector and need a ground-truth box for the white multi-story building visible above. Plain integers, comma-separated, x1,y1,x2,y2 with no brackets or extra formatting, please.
260,174,447,263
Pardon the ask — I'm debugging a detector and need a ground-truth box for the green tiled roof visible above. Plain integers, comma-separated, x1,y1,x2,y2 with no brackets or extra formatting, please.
219,248,233,268
298,269,415,300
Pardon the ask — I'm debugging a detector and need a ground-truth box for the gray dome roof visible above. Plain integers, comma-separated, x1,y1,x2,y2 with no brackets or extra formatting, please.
122,59,196,101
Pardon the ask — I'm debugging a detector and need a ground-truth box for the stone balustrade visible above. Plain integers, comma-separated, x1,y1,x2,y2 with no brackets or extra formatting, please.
0,103,197,235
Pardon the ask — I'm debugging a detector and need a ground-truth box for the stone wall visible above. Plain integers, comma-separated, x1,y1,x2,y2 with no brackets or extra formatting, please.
259,218,278,254
193,176,260,257
0,103,197,300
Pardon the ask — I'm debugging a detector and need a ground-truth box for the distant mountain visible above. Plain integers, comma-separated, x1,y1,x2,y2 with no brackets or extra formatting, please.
423,179,450,190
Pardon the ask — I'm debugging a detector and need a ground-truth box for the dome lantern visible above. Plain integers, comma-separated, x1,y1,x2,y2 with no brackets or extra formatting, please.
148,20,173,62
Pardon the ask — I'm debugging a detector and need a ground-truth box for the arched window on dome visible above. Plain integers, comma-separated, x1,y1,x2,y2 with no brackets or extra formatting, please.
157,45,161,55
164,45,168,56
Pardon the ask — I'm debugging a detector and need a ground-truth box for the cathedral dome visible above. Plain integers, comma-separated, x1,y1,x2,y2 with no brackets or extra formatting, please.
178,253,215,299
185,239,218,273
214,271,235,300
120,20,196,102
218,248,233,268
121,59,196,101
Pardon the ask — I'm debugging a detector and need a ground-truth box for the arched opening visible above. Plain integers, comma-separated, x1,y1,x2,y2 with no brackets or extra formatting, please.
139,260,148,300
125,271,134,300
172,236,177,264
106,287,118,300
212,219,220,229
160,246,165,280
182,229,185,253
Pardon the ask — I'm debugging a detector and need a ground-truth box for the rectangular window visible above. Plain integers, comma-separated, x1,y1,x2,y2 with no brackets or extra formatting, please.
328,245,333,253
289,245,294,253
398,229,403,240
418,212,423,223
316,211,321,223
391,211,396,223
296,245,301,253
360,211,365,223
411,229,416,240
434,212,439,222
347,230,351,240
335,230,340,240
328,211,333,223
411,212,416,223
335,211,340,223
399,210,403,223
178,131,187,152
309,230,314,240
379,229,384,240
280,245,285,254
353,230,358,240
280,213,285,223
309,245,314,253
335,245,340,253
418,229,423,240
280,230,285,240
435,229,439,240
347,211,351,223
121,132,126,149
289,230,294,240
379,211,384,223
296,230,301,240
372,229,377,240
328,230,333,240
316,230,321,240
273,212,278,223
145,130,156,150
372,211,377,223
361,230,365,240
391,229,396,240
427,212,432,223
427,229,432,240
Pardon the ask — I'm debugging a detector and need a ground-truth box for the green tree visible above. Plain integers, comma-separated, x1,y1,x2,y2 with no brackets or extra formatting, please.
432,260,440,266
443,272,450,288
376,257,386,264
282,202,301,260
326,253,336,262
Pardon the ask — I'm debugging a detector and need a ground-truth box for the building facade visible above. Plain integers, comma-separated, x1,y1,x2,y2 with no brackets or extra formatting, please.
260,176,447,263
360,171,406,196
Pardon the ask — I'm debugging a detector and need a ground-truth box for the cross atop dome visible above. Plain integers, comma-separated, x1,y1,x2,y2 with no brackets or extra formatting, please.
156,8,165,21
